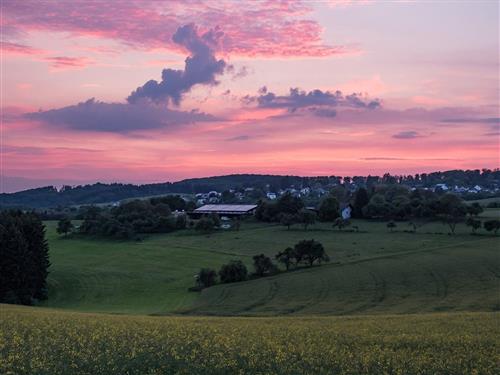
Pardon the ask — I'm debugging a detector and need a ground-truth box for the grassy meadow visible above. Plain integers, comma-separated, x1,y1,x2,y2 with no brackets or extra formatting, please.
1,304,498,375
41,215,499,316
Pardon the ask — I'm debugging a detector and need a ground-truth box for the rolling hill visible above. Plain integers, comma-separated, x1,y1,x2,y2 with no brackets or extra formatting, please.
40,214,499,316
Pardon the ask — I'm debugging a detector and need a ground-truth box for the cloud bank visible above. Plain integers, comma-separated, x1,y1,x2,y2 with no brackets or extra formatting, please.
27,98,216,133
2,0,351,58
245,87,381,117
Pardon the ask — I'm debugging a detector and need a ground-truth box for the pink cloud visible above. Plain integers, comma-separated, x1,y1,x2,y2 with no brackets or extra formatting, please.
1,42,93,70
41,56,94,70
0,41,45,55
2,0,352,58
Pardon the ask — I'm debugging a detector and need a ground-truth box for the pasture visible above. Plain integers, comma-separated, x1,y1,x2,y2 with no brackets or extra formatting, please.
1,304,498,375
41,218,499,316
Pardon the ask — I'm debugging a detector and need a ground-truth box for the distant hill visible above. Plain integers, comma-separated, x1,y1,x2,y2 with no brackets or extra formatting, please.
1,169,498,209
0,174,309,208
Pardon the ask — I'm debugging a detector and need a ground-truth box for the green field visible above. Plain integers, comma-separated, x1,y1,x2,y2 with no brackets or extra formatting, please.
467,197,500,206
41,219,499,316
1,304,498,375
2,218,499,374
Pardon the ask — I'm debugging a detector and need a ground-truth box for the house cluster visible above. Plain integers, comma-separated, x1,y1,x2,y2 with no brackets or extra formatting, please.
193,179,498,206
265,186,328,200
429,183,494,194
195,191,221,205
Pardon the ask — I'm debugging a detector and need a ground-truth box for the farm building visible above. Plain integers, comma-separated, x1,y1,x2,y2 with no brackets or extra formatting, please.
191,204,258,218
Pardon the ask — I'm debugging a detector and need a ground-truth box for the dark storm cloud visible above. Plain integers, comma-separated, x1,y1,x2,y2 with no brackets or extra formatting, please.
127,24,226,105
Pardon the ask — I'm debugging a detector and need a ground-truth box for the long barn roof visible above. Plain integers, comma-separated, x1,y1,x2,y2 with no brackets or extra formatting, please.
194,204,257,213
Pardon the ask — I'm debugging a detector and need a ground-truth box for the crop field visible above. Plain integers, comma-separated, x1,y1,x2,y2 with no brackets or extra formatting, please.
41,219,499,316
1,304,498,375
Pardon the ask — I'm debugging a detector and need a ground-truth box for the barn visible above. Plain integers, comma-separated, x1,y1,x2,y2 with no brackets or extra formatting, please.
191,204,258,218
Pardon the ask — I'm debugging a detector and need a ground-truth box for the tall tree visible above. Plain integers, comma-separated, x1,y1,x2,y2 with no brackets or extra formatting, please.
318,196,340,222
298,209,316,230
0,211,50,305
294,240,329,267
353,187,370,218
275,247,295,271
252,254,276,277
56,217,74,236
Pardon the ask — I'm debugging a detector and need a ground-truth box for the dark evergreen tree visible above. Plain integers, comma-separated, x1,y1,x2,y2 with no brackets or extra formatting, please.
0,211,50,305
352,188,370,218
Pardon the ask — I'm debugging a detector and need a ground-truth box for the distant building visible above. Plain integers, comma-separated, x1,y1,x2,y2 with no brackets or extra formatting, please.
266,192,277,200
191,204,258,218
341,204,353,220
434,183,449,191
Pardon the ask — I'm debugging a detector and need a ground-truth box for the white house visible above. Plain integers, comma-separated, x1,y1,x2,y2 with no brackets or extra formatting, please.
266,192,277,200
341,204,353,220
435,183,449,191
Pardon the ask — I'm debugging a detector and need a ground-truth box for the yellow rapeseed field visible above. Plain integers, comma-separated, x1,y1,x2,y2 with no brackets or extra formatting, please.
0,304,498,375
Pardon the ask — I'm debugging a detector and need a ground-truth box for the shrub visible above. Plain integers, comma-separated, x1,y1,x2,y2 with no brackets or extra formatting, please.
195,216,217,233
219,260,248,283
196,268,217,288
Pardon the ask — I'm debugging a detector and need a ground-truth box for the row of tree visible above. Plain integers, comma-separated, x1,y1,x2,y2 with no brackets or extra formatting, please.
194,240,329,289
62,199,188,239
0,211,50,305
257,187,486,228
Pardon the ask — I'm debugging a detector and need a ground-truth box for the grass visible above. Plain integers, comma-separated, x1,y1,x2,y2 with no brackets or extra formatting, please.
41,222,235,314
41,219,499,316
479,208,500,219
1,304,498,375
467,197,500,206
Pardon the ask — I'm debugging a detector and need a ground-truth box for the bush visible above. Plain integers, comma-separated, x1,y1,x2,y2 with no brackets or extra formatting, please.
79,199,179,239
195,216,217,233
219,260,248,283
484,219,500,234
196,268,217,288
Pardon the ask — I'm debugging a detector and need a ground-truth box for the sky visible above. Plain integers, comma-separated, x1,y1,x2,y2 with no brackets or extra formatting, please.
1,0,499,192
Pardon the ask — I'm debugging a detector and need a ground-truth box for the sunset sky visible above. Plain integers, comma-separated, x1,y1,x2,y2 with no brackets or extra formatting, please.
1,0,499,192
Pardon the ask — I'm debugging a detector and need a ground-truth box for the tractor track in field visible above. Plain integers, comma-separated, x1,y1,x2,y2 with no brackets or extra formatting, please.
288,274,330,315
368,271,387,304
424,268,449,299
168,244,251,258
241,280,279,313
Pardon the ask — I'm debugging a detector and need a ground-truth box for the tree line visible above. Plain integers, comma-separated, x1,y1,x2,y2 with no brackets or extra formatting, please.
3,169,498,209
60,198,189,239
192,239,329,290
255,186,497,231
